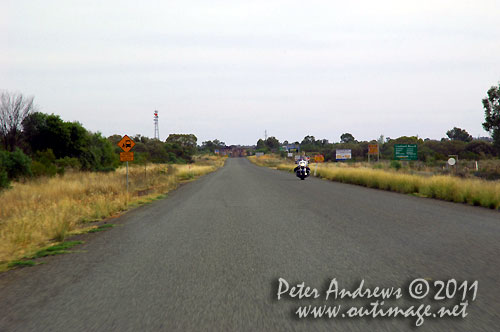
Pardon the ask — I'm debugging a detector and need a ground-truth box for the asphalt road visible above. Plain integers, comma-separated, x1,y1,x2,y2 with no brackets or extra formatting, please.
1,158,499,331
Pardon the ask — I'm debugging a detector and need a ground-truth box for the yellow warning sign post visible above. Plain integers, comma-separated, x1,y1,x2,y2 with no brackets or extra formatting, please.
120,152,134,162
117,135,135,152
313,154,324,176
368,144,380,162
118,135,135,194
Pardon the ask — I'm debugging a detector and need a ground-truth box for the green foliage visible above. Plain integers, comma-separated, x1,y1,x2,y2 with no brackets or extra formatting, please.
165,134,198,163
28,241,84,259
200,139,226,154
109,134,199,164
0,148,32,183
31,149,58,177
30,150,81,177
146,140,170,163
267,133,496,163
80,133,118,171
23,113,116,172
166,134,197,149
8,260,36,268
265,136,280,150
482,83,500,152
340,133,355,143
0,168,9,189
88,224,115,233
256,139,269,153
56,156,81,170
22,112,71,157
446,127,473,142
390,160,402,170
254,136,281,153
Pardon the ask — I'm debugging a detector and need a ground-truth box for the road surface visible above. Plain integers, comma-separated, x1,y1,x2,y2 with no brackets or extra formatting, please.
1,158,499,331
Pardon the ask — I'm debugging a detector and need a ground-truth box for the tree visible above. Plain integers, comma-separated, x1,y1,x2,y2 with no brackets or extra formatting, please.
265,136,280,150
482,83,500,152
166,134,197,148
319,139,329,146
256,139,268,152
165,134,198,162
446,127,473,142
79,132,117,171
22,112,70,157
200,139,225,153
0,148,32,181
340,133,355,143
0,91,36,151
301,135,316,145
22,112,89,158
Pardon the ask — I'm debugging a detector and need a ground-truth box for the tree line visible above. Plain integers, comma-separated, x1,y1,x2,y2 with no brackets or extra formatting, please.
1,82,499,187
0,92,202,189
256,131,497,162
254,82,500,162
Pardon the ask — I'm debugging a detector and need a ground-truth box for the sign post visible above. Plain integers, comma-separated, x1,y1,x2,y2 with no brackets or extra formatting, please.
117,135,135,195
336,149,352,161
368,144,379,162
394,144,418,161
313,154,324,176
448,154,458,175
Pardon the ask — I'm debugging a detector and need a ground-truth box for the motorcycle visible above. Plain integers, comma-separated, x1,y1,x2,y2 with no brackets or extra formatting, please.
294,159,310,180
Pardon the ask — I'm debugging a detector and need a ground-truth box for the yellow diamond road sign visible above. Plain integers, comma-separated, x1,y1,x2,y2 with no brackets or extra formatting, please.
314,154,324,163
118,135,135,152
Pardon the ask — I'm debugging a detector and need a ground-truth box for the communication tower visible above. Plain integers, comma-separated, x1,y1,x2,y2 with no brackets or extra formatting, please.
154,110,159,140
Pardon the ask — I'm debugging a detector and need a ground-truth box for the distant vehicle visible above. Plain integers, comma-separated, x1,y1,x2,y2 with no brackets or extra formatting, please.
294,158,310,180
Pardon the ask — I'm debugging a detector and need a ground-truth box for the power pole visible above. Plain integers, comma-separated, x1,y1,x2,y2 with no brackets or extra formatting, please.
154,110,159,140
264,130,267,140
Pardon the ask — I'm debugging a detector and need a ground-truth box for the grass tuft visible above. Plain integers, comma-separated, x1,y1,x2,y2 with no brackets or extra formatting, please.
8,260,36,268
29,241,84,259
87,224,115,233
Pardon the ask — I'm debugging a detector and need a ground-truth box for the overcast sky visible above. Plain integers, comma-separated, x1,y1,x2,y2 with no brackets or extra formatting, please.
1,0,499,145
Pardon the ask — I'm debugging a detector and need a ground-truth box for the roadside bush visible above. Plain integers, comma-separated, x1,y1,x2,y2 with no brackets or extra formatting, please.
31,160,58,177
0,148,32,180
0,169,9,189
390,160,402,171
80,133,118,171
31,149,61,177
56,156,81,171
96,166,115,173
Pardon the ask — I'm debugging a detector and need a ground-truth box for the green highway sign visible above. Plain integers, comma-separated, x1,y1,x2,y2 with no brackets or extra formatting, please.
394,144,418,160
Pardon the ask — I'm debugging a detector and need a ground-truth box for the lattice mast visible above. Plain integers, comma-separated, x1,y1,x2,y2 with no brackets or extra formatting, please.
154,110,159,140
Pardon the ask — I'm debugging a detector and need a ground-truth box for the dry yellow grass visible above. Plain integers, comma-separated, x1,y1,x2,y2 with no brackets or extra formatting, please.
269,159,500,211
0,156,226,267
247,154,285,168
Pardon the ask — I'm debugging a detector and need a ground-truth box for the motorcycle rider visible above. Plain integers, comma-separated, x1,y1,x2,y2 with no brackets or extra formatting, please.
294,157,311,175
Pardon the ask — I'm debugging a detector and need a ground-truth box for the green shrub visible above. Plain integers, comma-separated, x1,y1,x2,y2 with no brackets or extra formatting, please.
0,168,10,189
55,156,81,171
390,160,402,171
0,148,32,180
32,149,60,177
31,160,58,177
96,166,115,173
